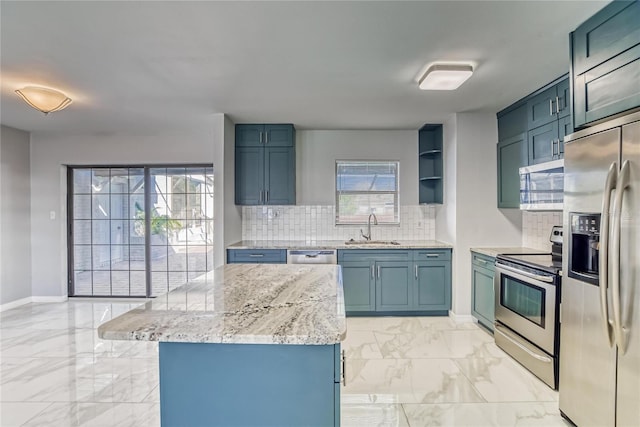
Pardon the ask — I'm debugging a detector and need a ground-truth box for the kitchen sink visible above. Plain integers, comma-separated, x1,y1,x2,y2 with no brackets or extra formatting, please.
344,240,401,245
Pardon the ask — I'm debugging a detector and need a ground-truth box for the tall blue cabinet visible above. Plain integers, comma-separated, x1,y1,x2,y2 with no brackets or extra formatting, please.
235,124,296,205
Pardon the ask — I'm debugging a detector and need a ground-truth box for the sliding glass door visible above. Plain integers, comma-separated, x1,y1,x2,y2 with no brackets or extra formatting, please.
68,166,213,297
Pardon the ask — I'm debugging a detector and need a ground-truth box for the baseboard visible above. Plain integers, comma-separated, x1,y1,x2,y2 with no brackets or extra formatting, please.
0,297,32,312
448,311,474,323
31,296,68,303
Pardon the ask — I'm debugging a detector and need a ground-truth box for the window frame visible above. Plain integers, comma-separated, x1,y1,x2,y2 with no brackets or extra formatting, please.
334,160,400,226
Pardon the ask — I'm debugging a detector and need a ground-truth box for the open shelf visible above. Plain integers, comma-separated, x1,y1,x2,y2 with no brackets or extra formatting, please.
418,124,444,204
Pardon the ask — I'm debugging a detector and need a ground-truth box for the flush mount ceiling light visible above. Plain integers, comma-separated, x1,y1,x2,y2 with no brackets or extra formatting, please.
15,86,72,114
418,64,473,91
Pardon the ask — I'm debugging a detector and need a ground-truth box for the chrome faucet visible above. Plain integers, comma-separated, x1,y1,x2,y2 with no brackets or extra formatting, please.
360,213,378,241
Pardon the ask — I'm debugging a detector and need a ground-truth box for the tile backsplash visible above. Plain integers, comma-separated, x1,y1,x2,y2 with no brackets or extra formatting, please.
241,205,436,241
522,211,563,251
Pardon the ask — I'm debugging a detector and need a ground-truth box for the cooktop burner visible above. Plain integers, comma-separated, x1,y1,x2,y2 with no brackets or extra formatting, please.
497,253,562,275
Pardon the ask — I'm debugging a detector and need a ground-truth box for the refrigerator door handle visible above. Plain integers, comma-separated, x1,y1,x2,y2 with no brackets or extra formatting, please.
600,162,617,347
611,160,631,354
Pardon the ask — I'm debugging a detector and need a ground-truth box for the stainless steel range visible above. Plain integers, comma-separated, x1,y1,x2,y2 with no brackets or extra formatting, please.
494,226,563,389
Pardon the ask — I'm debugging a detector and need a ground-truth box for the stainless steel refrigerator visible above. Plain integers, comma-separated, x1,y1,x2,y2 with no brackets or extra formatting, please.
560,110,640,426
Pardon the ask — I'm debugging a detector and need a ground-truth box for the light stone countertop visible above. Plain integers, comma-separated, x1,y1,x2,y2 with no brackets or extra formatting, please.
228,239,453,250
470,247,547,258
97,264,346,345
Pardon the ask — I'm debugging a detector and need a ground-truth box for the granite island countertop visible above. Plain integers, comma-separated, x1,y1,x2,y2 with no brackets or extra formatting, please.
470,247,547,258
228,239,453,250
97,264,346,345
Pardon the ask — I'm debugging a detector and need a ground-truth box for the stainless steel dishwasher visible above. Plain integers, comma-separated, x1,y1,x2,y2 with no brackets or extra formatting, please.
287,250,337,264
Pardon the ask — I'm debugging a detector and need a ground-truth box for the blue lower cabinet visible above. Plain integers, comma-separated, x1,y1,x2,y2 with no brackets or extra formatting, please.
341,261,375,312
338,249,452,315
227,249,286,264
471,252,496,331
375,261,412,311
414,261,451,311
159,342,340,426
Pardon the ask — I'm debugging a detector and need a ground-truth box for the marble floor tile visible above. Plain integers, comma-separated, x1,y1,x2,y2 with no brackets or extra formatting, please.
441,329,507,359
342,403,409,427
375,329,452,359
342,330,383,359
343,358,485,404
0,402,52,426
454,357,559,403
347,316,427,334
402,402,569,427
21,402,160,427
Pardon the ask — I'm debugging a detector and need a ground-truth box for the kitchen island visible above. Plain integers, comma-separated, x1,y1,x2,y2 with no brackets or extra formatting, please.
98,264,346,427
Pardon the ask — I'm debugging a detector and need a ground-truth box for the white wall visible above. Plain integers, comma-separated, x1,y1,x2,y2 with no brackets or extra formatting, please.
296,130,418,205
29,124,219,297
443,112,522,317
1,125,32,306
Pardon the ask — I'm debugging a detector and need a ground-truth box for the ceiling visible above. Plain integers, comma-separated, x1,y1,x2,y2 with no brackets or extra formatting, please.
0,1,608,134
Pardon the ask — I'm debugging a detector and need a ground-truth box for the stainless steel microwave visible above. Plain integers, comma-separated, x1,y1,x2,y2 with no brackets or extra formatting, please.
519,159,564,211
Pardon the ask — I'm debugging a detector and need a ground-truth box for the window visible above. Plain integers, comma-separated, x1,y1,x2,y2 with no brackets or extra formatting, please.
335,161,399,225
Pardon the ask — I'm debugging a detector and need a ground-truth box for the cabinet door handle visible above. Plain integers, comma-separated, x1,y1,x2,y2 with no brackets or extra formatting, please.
259,131,263,144
555,96,561,114
377,266,380,279
550,139,555,157
341,349,346,386
265,190,269,203
259,190,263,204
549,99,554,116
371,265,374,279
265,131,268,144
415,265,418,279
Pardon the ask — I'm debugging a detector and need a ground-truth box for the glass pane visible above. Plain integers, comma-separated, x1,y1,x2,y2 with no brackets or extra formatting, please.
129,245,146,271
111,271,130,296
111,245,129,270
110,194,130,219
91,169,111,194
74,220,92,245
187,247,207,272
73,270,92,295
92,245,111,270
151,273,168,297
169,169,187,193
169,272,187,291
130,271,146,296
74,245,92,271
501,276,545,327
186,220,207,245
129,168,145,192
92,271,111,295
168,250,187,271
109,168,129,194
169,194,187,219
130,193,145,220
111,220,129,245
150,249,168,271
336,161,398,191
91,221,110,245
73,169,92,194
337,193,398,224
73,195,92,219
92,195,110,219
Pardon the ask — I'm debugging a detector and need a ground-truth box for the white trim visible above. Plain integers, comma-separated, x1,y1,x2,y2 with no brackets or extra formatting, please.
448,310,474,323
0,297,32,312
31,296,68,303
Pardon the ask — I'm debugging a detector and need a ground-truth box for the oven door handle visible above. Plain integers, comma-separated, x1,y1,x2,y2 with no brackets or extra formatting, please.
495,323,552,363
495,263,554,283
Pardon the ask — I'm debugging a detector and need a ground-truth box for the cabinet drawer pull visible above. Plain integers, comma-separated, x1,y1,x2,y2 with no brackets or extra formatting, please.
425,254,439,258
249,254,264,257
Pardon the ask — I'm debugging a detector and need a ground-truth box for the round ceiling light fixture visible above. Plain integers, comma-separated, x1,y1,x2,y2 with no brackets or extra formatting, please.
15,86,72,114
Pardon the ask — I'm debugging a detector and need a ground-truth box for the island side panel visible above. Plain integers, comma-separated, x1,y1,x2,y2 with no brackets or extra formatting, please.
159,342,340,427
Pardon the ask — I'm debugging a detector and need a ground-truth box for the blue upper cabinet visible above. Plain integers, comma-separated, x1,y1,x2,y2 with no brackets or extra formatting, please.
571,0,640,128
235,124,296,205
